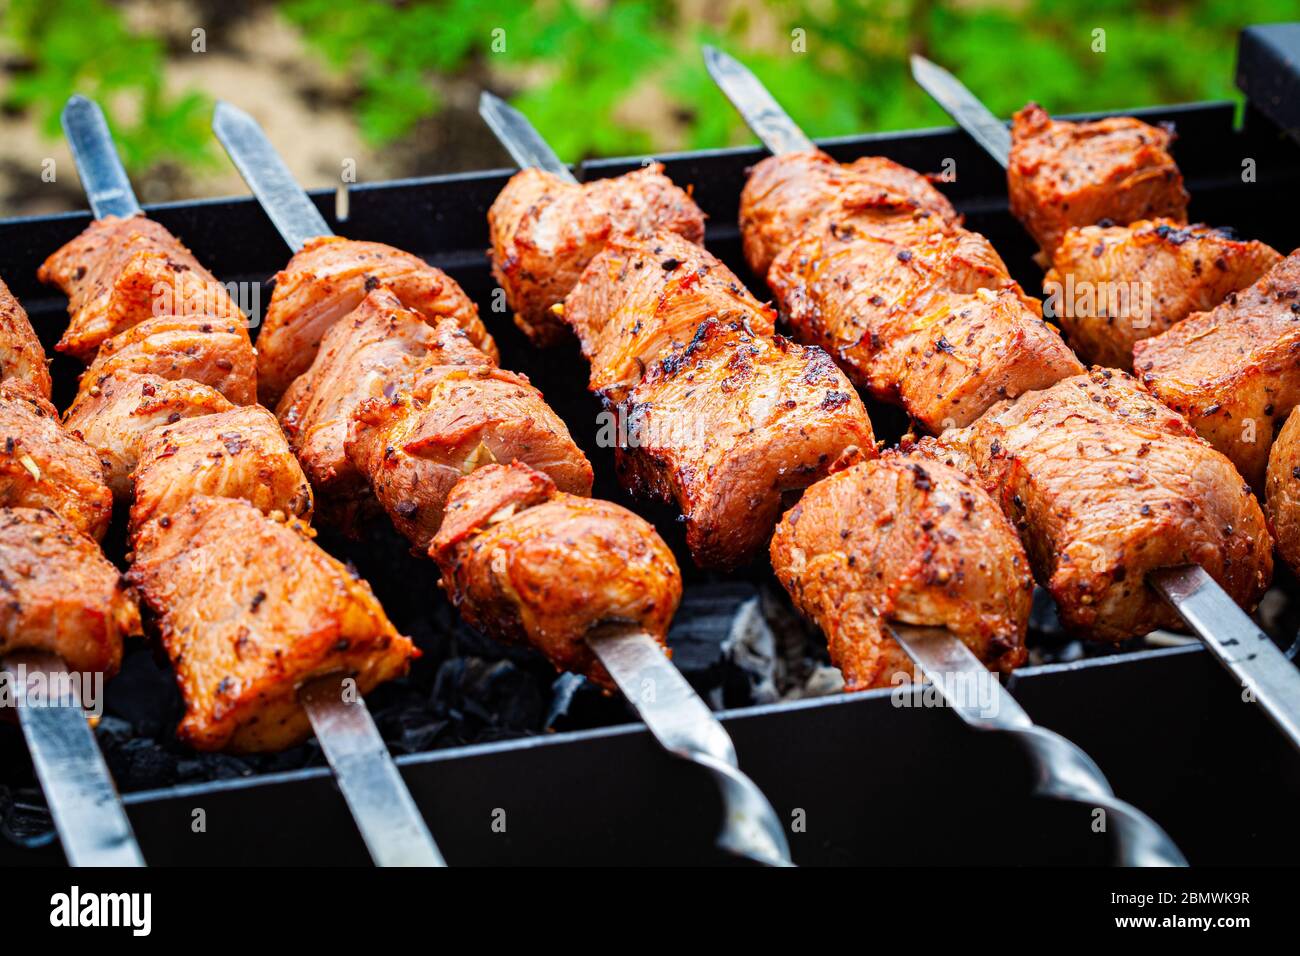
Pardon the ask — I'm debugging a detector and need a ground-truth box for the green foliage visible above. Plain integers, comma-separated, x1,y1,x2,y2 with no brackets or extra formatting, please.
3,0,1293,179
0,0,214,173
283,0,1296,164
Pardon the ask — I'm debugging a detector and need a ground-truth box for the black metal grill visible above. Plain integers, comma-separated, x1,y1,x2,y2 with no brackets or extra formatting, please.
1,89,1298,865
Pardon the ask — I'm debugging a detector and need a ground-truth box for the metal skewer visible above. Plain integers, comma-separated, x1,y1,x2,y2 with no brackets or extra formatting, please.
901,62,1300,752
888,625,1185,866
907,55,1012,168
64,95,443,867
1,651,144,866
703,47,1192,863
475,91,793,867
0,106,147,866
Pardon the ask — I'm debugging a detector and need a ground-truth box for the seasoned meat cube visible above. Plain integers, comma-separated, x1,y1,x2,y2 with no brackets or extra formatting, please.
1008,103,1189,257
257,236,494,405
431,463,679,688
563,231,776,401
1045,219,1281,369
768,207,1082,430
129,496,416,752
81,313,256,405
38,215,244,362
348,363,592,550
0,507,140,677
130,405,312,536
1134,250,1300,488
488,164,706,347
0,380,111,541
1265,407,1300,574
277,287,489,525
0,277,51,400
65,370,235,500
770,457,1030,690
613,318,874,570
739,150,957,280
933,369,1271,641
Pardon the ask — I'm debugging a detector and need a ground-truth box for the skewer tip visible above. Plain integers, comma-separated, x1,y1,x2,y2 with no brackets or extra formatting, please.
212,100,251,131
478,90,506,117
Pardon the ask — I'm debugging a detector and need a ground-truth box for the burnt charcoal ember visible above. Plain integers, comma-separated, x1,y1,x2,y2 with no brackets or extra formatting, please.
668,582,779,707
545,672,633,732
431,657,544,734
376,706,451,755
102,737,182,791
0,786,54,847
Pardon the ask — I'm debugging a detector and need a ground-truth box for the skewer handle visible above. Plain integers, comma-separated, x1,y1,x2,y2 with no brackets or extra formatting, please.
212,101,333,253
299,673,445,867
889,624,1187,867
478,92,579,183
3,652,144,866
1151,564,1300,752
587,627,793,867
909,55,1012,168
702,46,816,156
61,96,143,220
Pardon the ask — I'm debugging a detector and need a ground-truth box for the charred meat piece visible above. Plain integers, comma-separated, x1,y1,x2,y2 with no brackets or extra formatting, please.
768,207,1082,430
277,287,489,526
431,463,680,688
1045,219,1282,370
1008,103,1189,258
930,369,1271,641
38,215,244,362
0,507,140,677
0,379,112,541
613,318,874,570
563,231,776,401
1265,407,1300,574
0,276,51,400
739,150,958,280
82,313,256,406
257,235,495,404
488,164,706,347
65,370,235,500
130,405,313,537
1134,250,1300,489
129,496,415,752
770,457,1030,690
348,363,592,550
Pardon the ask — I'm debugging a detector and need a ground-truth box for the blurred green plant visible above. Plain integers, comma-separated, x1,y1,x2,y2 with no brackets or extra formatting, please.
3,0,1296,180
0,0,213,173
282,0,1300,163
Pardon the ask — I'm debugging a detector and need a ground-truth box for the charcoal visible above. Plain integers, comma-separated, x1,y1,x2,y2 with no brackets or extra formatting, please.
668,582,782,707
378,706,451,755
106,737,182,791
545,672,631,731
431,658,544,731
0,786,54,847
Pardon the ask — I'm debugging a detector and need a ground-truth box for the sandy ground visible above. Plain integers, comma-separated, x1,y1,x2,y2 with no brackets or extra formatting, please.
0,2,513,215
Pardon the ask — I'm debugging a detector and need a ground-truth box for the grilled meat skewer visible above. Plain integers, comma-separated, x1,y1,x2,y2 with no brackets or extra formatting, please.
1266,407,1300,575
1007,103,1190,259
65,371,235,500
1135,250,1300,488
563,229,875,569
729,121,1083,431
0,266,144,865
257,235,496,405
909,61,1277,368
0,379,113,541
1043,220,1281,370
431,462,680,687
488,163,706,346
280,284,592,542
39,214,246,363
919,369,1272,641
0,277,53,400
770,455,1031,690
